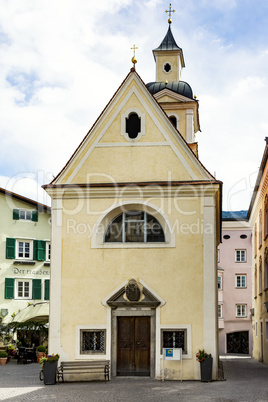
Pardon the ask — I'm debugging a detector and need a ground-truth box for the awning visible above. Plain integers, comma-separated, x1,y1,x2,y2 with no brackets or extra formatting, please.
2,302,49,324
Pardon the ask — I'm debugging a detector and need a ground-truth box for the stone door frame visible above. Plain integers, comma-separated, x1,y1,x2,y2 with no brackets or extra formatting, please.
111,307,156,378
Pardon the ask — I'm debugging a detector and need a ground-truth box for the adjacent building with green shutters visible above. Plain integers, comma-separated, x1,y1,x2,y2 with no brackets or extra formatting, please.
0,187,51,327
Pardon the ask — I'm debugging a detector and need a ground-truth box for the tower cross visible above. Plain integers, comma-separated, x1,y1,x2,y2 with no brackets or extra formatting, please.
131,44,138,58
165,3,175,24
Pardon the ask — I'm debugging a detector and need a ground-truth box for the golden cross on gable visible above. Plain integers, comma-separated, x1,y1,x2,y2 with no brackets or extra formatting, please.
131,44,138,67
165,3,175,24
131,44,138,58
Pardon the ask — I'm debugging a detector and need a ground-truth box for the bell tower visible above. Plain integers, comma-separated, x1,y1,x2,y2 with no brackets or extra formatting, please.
146,3,200,155
153,4,185,83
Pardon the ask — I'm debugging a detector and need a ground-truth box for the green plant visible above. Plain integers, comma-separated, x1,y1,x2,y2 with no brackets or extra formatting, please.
7,345,16,356
39,353,60,368
0,351,8,358
196,349,212,363
37,345,46,352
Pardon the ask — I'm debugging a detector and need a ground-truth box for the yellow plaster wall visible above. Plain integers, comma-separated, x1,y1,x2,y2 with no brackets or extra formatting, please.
71,146,195,183
156,54,178,82
59,196,205,376
252,183,268,363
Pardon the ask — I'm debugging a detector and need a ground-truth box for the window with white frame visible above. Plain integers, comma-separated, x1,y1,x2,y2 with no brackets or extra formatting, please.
218,276,222,290
16,279,32,299
80,330,106,355
161,329,187,354
46,242,51,261
218,304,223,318
13,208,38,222
17,240,33,260
104,211,165,243
236,304,247,317
235,250,246,262
236,275,246,288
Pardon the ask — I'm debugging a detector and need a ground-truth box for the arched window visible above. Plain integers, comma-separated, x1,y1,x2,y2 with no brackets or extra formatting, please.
104,210,165,243
164,62,172,73
125,113,141,139
169,116,177,128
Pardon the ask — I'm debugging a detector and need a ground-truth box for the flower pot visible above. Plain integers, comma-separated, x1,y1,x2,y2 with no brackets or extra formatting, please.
0,358,7,365
43,361,58,385
200,357,213,382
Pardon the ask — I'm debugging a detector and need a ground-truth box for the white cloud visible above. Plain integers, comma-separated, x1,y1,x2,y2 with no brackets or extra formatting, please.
0,0,267,211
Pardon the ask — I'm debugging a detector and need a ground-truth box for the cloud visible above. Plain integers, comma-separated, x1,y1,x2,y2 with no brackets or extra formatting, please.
0,0,268,211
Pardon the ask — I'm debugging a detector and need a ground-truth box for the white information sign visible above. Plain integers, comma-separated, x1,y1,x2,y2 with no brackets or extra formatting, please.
162,348,182,381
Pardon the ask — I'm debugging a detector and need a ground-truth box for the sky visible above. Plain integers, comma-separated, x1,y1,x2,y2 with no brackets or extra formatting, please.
0,0,268,211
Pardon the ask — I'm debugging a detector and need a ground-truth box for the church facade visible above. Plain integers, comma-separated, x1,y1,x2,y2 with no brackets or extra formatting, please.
44,21,222,380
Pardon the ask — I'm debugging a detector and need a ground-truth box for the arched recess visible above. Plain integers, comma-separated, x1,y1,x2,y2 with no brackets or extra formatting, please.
167,113,179,130
121,108,145,142
91,201,175,248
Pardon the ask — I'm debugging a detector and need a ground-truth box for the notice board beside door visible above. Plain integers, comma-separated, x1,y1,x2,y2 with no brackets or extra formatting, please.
162,348,182,381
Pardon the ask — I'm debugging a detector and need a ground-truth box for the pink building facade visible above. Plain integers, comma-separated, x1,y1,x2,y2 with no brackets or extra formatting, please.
218,215,253,355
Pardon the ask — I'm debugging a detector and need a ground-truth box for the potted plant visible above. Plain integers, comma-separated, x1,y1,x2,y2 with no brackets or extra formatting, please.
39,354,60,385
0,351,8,365
196,349,213,382
7,345,16,362
36,345,46,358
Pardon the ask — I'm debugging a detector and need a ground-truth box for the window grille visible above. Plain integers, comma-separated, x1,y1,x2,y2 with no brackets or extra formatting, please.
162,330,186,353
81,331,105,354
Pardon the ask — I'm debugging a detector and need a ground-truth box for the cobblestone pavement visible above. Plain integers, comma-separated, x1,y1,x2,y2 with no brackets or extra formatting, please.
0,357,268,401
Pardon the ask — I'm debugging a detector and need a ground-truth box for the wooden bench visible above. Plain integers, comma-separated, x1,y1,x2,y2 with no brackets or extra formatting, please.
57,360,110,383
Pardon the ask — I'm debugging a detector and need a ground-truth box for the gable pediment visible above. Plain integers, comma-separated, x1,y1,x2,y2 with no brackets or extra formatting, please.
104,279,164,309
51,70,213,186
153,88,195,103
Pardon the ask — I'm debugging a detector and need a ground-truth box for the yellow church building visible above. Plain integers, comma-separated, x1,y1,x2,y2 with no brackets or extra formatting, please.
44,18,222,380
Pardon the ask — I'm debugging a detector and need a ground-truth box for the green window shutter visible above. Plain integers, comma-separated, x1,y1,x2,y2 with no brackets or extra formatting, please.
33,240,46,261
6,238,16,259
32,279,42,300
32,210,38,222
44,279,50,300
5,278,14,299
13,209,20,220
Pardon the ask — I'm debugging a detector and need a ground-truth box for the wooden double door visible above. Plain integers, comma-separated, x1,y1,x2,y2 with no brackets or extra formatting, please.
117,316,150,376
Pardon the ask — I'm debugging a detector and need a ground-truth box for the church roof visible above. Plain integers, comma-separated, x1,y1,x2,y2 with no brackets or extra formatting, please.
222,210,248,221
154,24,181,51
146,80,193,99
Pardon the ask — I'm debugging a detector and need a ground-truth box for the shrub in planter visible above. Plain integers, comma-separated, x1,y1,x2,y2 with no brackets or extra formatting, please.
0,351,8,365
37,345,46,353
36,346,46,360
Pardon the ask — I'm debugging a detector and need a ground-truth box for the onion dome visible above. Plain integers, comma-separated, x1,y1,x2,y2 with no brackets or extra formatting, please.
146,81,193,99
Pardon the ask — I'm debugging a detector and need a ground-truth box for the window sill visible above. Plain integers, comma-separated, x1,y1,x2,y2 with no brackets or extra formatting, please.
44,262,50,266
13,260,35,265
